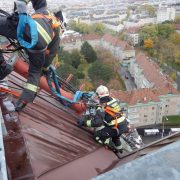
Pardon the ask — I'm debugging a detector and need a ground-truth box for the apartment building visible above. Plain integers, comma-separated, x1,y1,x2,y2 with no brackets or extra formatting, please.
61,33,135,63
60,34,102,51
110,87,180,127
101,34,135,62
128,53,177,89
60,35,84,51
157,5,176,23
125,27,140,46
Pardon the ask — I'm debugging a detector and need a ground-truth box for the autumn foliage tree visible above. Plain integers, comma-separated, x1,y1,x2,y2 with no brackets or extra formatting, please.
143,39,154,49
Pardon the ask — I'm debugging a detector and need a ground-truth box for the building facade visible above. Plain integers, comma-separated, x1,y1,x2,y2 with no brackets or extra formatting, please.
111,88,180,127
157,6,176,23
61,33,135,62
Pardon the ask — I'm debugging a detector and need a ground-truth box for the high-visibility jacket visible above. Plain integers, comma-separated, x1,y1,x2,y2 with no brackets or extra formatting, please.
85,97,125,128
31,11,61,50
103,98,125,128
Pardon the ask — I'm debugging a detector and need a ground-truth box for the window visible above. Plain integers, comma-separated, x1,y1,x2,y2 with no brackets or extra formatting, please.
152,107,155,110
144,119,148,122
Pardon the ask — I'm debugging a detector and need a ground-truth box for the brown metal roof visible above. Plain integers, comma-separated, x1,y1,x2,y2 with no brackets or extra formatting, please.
2,73,119,180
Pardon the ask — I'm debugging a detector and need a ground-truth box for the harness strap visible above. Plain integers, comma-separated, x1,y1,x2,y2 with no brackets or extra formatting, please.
105,116,126,127
0,87,20,97
31,14,61,29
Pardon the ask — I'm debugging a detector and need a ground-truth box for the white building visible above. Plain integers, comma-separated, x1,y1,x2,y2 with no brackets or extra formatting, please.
129,53,177,89
125,27,140,46
157,5,176,23
110,88,180,127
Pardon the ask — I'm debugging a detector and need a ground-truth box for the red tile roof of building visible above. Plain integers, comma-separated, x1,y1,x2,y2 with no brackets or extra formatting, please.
61,35,83,44
126,27,140,34
83,34,101,41
175,24,180,30
110,88,160,105
135,53,175,90
110,86,179,106
102,34,134,50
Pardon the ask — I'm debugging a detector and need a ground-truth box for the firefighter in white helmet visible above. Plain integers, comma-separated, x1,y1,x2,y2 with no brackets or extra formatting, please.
77,85,129,153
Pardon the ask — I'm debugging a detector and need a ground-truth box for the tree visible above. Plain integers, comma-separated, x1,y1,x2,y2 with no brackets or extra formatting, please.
91,23,105,35
157,23,175,39
141,5,156,17
96,47,119,72
139,24,158,41
71,49,82,69
56,64,79,86
170,33,180,45
80,41,97,63
175,16,180,23
88,61,113,84
58,47,72,65
143,39,154,49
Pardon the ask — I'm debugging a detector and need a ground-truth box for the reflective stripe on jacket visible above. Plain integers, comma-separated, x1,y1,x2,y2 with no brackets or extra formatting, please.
31,11,60,47
104,98,125,127
24,83,38,92
105,116,126,126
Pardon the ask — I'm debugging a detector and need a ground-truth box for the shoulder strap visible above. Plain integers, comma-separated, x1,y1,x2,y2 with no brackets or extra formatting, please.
104,98,121,118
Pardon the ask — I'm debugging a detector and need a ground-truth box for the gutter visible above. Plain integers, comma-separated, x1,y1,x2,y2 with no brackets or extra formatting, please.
0,79,35,180
0,107,8,180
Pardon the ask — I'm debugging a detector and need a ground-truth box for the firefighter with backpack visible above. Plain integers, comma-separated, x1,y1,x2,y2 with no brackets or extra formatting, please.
77,85,130,153
0,0,65,111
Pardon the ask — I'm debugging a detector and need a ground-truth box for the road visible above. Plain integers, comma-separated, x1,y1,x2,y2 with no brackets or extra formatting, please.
119,66,137,91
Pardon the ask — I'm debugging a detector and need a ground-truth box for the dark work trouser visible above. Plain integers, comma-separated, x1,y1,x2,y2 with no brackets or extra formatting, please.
95,120,129,147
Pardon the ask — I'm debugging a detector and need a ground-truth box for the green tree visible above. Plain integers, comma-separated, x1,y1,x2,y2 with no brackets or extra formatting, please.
139,24,158,41
91,23,105,35
170,33,180,45
157,23,175,39
141,5,156,17
68,20,107,35
175,16,180,23
56,64,79,86
80,41,97,63
88,61,113,83
71,49,82,69
58,48,72,65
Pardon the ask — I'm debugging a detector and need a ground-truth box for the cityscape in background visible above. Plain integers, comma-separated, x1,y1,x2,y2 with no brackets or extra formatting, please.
0,0,180,126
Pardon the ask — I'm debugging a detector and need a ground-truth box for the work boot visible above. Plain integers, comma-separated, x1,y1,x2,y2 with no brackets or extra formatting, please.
15,100,27,112
114,144,123,154
104,138,117,151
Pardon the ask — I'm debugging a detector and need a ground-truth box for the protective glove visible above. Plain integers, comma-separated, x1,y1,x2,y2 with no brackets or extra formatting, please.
15,100,27,112
77,118,85,127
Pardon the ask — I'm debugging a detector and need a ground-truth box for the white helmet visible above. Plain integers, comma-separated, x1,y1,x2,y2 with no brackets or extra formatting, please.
96,85,109,98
